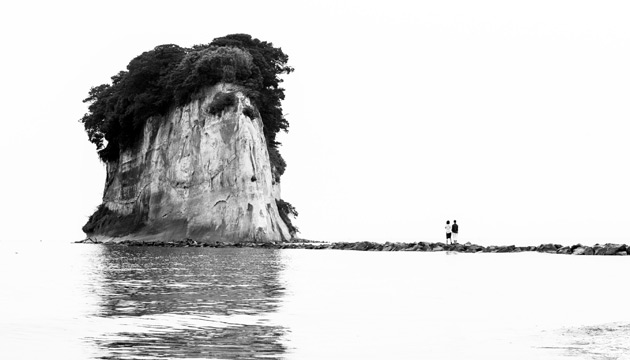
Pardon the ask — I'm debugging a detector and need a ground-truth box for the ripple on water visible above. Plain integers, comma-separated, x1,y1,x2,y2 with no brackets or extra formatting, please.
550,323,630,359
87,247,288,359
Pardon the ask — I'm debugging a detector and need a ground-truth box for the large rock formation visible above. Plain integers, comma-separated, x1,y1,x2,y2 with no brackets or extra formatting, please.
84,83,292,243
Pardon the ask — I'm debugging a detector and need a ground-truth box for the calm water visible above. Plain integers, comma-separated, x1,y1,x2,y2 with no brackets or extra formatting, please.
1,242,629,359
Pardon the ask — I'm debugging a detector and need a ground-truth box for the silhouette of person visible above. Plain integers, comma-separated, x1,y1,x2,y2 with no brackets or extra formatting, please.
451,220,459,244
445,220,452,244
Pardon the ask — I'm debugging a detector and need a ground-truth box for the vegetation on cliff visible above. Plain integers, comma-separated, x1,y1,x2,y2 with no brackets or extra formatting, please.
80,34,293,180
276,199,299,237
81,34,299,236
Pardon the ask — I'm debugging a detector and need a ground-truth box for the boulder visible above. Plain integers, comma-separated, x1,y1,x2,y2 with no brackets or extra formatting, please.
485,246,499,253
390,243,405,251
497,245,516,253
603,244,626,255
399,243,415,251
537,243,559,253
466,245,483,253
572,247,586,255
557,246,572,255
352,241,372,251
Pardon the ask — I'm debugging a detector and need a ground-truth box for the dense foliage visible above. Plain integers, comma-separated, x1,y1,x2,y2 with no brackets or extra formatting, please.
276,199,299,236
207,92,237,115
80,34,294,180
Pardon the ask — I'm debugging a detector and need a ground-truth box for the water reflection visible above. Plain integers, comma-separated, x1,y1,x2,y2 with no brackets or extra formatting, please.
4,243,630,359
89,246,287,359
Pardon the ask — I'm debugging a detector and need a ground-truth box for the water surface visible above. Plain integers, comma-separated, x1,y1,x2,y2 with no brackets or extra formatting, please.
1,242,629,359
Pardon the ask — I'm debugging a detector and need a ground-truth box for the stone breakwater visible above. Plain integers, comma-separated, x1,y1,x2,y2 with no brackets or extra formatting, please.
75,239,630,255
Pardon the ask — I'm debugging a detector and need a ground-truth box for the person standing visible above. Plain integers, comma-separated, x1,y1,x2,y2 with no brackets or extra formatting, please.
445,220,452,244
451,220,459,244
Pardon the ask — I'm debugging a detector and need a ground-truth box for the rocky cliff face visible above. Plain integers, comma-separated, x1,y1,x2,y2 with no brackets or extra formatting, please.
84,83,292,243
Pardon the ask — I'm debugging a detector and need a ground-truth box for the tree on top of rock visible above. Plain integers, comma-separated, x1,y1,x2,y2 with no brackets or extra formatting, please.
80,34,293,181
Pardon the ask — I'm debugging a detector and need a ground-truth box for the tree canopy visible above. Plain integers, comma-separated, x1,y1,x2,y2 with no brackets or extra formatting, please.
80,34,294,180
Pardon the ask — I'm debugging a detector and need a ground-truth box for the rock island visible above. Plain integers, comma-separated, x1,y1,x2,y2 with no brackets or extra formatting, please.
80,34,298,244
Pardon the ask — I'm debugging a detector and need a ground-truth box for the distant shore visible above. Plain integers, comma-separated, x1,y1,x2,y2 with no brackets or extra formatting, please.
75,239,629,255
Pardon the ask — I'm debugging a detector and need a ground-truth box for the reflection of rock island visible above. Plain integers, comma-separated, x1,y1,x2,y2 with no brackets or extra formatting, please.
81,35,298,244
92,246,288,358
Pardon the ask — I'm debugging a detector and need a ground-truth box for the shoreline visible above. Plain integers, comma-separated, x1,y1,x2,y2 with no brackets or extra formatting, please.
74,239,629,255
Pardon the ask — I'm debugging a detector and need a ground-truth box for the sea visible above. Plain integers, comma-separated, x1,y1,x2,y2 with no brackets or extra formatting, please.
1,241,629,360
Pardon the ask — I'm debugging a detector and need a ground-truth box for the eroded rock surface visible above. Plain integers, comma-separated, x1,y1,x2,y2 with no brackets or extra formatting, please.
85,84,292,243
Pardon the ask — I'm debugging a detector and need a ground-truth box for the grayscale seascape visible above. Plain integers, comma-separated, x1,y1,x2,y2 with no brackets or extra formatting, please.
2,242,628,359
3,0,630,359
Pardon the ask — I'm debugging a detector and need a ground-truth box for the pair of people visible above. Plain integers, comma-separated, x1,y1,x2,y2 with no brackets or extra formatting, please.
445,220,459,244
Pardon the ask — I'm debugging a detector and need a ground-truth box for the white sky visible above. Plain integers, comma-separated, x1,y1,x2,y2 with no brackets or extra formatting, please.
0,0,628,246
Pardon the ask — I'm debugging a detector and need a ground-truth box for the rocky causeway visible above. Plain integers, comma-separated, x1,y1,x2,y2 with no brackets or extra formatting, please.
75,239,630,256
